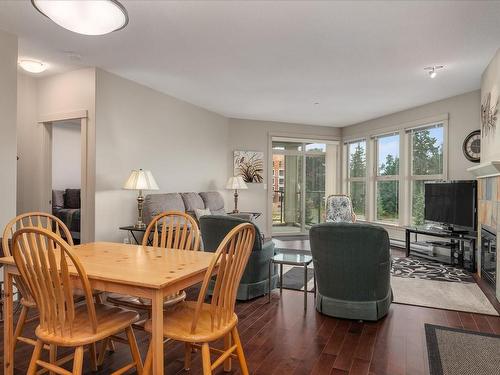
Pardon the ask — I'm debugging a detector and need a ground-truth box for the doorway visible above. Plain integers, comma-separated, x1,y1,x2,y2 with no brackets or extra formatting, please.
39,111,92,243
50,120,82,243
271,138,339,235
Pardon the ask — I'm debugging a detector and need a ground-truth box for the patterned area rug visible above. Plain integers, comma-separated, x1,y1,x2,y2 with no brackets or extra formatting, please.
391,257,474,283
391,257,498,316
425,324,500,375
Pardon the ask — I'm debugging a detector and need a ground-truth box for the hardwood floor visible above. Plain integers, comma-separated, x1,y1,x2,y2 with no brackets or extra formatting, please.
1,241,499,374
1,288,499,375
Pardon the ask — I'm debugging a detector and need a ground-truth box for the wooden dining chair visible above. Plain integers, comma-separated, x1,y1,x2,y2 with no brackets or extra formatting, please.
143,222,256,375
107,210,201,311
2,212,79,352
11,227,143,375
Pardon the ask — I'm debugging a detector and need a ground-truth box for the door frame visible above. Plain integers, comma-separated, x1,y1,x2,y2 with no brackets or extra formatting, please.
39,110,94,243
267,133,341,237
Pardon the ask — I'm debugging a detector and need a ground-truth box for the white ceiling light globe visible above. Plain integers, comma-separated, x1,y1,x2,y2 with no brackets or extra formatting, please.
19,59,47,73
31,0,128,36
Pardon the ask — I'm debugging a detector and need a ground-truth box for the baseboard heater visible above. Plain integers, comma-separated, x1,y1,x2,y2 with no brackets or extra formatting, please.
390,238,434,254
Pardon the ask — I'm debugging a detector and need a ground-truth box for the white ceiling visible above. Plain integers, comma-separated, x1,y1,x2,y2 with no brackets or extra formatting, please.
1,1,499,127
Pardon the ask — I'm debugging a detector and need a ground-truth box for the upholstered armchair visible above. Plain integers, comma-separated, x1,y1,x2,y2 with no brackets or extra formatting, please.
325,194,356,223
199,215,278,300
310,223,392,321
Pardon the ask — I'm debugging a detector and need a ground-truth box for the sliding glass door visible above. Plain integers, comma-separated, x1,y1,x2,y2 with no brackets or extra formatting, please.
272,140,332,235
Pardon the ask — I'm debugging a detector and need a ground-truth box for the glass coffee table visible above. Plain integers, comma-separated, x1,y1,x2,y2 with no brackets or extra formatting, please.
268,251,315,310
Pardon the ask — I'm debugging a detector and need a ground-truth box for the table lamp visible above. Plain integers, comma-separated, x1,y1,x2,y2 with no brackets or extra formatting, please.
123,169,159,228
226,176,248,213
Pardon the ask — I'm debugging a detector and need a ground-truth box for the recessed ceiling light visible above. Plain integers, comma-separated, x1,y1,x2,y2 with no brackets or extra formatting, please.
424,65,444,79
31,0,128,36
18,59,47,74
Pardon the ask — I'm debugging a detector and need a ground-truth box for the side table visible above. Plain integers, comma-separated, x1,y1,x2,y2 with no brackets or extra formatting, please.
119,225,149,245
268,251,315,310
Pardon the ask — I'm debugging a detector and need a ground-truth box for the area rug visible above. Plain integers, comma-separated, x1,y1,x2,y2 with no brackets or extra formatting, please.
282,266,314,291
391,257,498,316
425,324,500,375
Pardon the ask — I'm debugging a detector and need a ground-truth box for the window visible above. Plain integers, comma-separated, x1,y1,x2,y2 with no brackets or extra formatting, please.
374,133,400,223
408,123,445,225
346,140,367,219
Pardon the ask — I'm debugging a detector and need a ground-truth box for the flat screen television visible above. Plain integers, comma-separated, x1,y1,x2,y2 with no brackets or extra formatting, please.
424,181,477,230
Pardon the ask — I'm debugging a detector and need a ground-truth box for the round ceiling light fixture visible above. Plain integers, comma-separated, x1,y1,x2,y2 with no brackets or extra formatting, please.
31,0,128,36
19,59,47,74
424,65,444,79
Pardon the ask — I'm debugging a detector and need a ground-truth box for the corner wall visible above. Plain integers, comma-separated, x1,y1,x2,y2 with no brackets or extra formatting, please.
94,69,230,242
342,90,481,181
227,118,341,235
0,30,17,231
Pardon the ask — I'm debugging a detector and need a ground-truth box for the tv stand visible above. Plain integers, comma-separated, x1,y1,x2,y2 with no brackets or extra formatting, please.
405,226,477,272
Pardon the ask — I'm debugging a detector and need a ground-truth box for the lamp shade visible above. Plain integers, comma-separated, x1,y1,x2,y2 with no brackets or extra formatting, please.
123,169,159,190
225,176,248,190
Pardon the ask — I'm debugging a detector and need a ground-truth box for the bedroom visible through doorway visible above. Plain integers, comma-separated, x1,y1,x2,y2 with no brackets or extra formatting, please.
50,120,82,244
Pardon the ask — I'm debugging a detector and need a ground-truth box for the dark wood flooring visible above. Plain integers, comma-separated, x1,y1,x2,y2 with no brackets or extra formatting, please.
1,242,499,374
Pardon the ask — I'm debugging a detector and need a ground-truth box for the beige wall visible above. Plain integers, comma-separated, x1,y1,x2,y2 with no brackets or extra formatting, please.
227,118,341,235
342,90,481,181
17,68,96,239
94,69,230,242
0,30,17,231
480,49,500,163
17,73,41,214
52,121,81,190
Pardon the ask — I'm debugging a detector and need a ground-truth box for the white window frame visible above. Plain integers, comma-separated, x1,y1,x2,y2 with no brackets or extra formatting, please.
406,121,448,225
372,132,401,225
344,139,368,220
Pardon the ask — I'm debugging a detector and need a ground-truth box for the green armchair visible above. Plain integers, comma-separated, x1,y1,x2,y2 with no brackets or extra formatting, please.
199,215,278,300
310,223,392,321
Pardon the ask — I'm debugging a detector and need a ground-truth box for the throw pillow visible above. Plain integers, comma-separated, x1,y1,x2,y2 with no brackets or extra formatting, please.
195,208,211,221
64,189,81,209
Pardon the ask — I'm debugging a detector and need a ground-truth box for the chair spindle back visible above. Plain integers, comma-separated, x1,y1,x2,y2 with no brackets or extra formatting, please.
11,227,97,337
191,223,255,333
143,211,201,251
2,212,74,304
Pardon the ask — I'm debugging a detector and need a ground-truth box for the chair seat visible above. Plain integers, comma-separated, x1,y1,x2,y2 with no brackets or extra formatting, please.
106,291,187,310
35,304,139,346
144,301,238,342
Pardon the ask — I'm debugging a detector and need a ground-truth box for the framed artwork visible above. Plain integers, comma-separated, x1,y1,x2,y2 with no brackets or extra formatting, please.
233,150,264,183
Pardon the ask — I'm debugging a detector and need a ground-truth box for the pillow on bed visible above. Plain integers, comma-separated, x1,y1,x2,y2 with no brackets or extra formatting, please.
64,189,81,209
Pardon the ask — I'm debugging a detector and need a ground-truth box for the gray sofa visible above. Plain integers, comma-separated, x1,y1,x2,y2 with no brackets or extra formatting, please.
310,223,392,321
199,215,278,301
142,191,251,224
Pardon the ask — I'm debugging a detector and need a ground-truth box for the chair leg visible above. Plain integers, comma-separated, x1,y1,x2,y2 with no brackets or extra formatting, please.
231,328,249,375
224,334,232,372
184,342,192,371
27,339,43,375
89,343,98,371
13,305,29,351
73,346,84,375
201,343,212,375
125,326,144,374
49,344,57,375
97,338,109,367
143,341,153,375
107,339,116,352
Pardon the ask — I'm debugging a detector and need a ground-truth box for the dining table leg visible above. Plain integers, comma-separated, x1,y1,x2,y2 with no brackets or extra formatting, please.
3,268,14,375
151,290,164,374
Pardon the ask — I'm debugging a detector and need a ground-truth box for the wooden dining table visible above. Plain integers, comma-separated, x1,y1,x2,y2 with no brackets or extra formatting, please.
1,241,216,375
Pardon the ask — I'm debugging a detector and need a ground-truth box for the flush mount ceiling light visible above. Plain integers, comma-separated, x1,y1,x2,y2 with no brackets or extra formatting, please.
19,59,47,73
424,65,444,79
31,0,128,36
